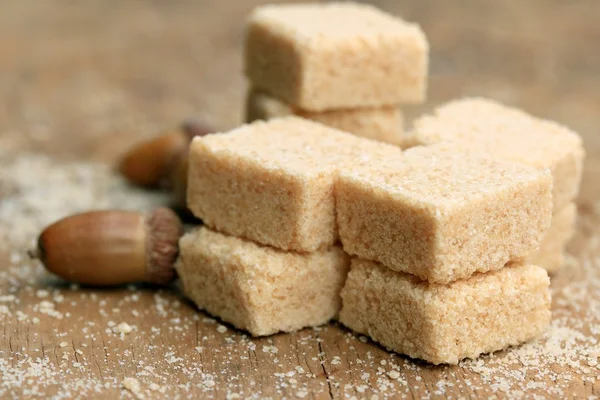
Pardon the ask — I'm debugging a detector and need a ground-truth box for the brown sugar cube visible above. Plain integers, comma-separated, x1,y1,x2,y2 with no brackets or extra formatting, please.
528,202,577,273
339,258,551,365
187,116,402,252
336,144,553,283
246,89,405,146
406,97,585,211
245,3,428,112
176,227,350,336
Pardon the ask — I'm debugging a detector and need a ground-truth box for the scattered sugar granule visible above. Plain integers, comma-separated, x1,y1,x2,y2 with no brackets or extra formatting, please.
39,300,53,309
59,342,68,348
116,322,133,334
164,351,183,364
122,377,143,399
216,324,227,333
262,345,278,354
36,289,49,298
203,379,216,388
331,356,342,365
387,370,400,380
0,295,16,303
148,382,165,393
15,311,28,321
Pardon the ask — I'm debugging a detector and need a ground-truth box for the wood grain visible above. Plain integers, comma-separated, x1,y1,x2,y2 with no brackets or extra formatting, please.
0,1,599,398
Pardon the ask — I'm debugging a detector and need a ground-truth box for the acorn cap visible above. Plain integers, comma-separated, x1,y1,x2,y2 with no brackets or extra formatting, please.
144,207,184,285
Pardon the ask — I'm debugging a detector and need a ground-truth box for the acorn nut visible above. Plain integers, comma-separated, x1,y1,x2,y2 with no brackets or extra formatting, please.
118,119,214,188
34,208,183,286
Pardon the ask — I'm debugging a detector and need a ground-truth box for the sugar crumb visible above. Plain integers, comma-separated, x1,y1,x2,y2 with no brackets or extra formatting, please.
122,377,143,399
116,322,133,334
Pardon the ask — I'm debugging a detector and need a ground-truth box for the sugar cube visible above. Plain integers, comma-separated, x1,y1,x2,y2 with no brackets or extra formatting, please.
177,227,350,336
336,144,553,283
339,258,551,364
245,3,428,111
246,90,404,146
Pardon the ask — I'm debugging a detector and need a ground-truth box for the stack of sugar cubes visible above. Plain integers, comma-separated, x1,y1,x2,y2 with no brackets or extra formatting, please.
176,2,422,336
243,2,429,146
177,2,584,365
177,116,404,336
336,143,555,364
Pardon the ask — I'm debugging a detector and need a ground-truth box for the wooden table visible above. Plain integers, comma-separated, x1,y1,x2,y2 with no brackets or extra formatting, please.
1,1,599,398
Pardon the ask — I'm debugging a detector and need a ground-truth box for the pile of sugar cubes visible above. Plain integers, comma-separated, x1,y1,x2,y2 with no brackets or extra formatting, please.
176,3,585,364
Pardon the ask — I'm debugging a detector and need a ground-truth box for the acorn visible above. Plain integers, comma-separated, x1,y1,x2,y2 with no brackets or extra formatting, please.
118,119,214,188
33,208,183,286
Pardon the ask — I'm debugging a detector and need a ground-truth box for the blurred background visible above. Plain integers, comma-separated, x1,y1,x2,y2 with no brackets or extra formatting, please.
0,0,598,202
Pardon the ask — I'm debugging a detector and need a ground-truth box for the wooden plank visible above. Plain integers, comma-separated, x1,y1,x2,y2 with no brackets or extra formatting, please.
0,1,599,398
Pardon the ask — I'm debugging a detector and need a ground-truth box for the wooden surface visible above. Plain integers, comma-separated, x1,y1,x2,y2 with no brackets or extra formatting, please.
1,1,599,399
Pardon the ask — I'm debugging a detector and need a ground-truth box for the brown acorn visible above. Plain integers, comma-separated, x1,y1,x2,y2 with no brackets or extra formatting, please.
34,208,183,286
118,119,214,188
